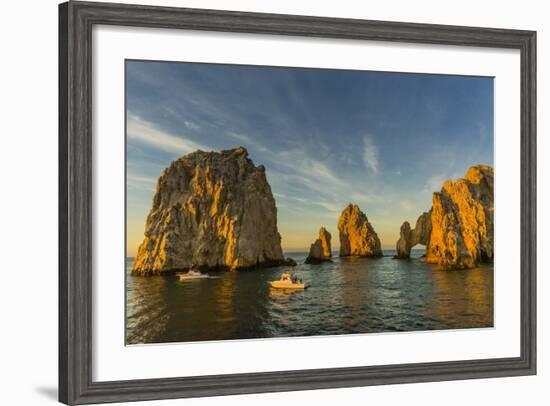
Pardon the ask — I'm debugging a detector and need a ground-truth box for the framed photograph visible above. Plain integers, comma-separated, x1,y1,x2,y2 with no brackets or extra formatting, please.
59,1,536,404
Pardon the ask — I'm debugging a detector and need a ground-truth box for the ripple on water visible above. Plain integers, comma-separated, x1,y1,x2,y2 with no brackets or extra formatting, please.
125,253,494,344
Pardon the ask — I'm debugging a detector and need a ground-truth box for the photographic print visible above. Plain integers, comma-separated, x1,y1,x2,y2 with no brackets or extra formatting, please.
125,60,494,345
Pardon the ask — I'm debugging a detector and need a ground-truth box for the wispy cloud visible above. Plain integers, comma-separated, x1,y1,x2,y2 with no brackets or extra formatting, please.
424,167,466,193
270,169,341,205
275,193,309,204
127,174,158,192
183,120,200,130
350,191,388,206
399,199,415,211
127,114,209,154
425,174,447,193
275,186,343,217
362,135,379,173
265,146,354,219
126,61,494,253
352,192,371,203
277,149,340,185
128,175,157,185
227,132,269,153
314,200,342,214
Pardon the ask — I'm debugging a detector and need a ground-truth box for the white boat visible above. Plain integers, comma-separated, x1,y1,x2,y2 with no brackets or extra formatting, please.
178,270,210,281
269,273,308,289
269,280,308,289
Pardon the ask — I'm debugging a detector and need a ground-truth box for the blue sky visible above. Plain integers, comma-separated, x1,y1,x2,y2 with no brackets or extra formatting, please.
126,60,493,254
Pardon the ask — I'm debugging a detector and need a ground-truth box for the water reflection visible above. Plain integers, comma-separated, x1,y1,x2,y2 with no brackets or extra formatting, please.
126,275,172,343
427,266,494,329
126,251,494,344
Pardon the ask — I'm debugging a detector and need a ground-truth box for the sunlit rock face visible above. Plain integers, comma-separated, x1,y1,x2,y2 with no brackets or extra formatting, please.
396,165,494,270
132,147,292,275
395,211,432,259
338,204,383,257
305,227,332,264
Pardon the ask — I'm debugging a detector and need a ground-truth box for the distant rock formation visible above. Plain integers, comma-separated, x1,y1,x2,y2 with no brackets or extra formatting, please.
395,211,432,259
305,227,333,264
338,204,383,257
395,165,494,269
132,147,295,275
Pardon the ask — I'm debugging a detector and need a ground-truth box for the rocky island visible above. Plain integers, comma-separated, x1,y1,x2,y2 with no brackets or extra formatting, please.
132,147,295,275
395,165,494,269
305,227,333,264
338,204,383,257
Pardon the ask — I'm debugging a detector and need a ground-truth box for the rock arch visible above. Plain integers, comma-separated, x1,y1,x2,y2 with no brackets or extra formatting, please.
395,165,494,269
395,211,432,259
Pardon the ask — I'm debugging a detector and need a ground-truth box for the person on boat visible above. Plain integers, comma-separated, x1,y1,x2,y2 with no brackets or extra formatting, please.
281,272,291,281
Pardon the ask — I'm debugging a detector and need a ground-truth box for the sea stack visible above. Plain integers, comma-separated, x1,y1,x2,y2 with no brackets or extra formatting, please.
395,165,493,269
305,227,333,264
132,147,294,275
337,204,383,257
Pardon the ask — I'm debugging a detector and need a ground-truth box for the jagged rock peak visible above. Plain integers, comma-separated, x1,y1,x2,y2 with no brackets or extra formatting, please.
338,204,383,258
395,221,413,259
132,146,294,275
305,227,333,264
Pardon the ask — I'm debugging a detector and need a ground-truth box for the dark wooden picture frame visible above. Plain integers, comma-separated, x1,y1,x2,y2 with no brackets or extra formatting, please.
59,1,537,404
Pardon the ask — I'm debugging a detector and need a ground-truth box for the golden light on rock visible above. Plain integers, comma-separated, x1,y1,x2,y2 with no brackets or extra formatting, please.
305,227,333,264
396,165,493,270
132,147,294,275
337,204,383,257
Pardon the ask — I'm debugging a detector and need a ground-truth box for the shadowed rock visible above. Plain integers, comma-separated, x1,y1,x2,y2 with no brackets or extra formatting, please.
132,147,294,275
338,204,383,257
305,227,332,264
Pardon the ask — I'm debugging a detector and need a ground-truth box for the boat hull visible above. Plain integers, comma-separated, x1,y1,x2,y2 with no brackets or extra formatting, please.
179,275,210,281
269,281,307,289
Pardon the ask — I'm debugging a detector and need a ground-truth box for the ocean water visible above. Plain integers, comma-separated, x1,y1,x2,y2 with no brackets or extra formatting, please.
126,250,493,344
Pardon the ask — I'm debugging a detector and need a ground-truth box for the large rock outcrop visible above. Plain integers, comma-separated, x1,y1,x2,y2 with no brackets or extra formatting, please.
338,204,383,257
305,227,332,264
132,147,294,275
395,165,494,269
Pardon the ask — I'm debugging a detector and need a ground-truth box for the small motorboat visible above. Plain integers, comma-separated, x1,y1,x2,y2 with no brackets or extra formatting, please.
269,280,308,289
178,270,209,281
269,272,308,289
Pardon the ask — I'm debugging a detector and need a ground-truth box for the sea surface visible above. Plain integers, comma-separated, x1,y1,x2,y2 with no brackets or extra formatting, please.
126,250,493,344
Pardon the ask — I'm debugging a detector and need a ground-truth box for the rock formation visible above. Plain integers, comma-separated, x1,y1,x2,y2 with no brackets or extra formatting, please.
395,165,494,269
395,211,432,259
132,147,295,275
305,227,333,264
338,204,383,257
